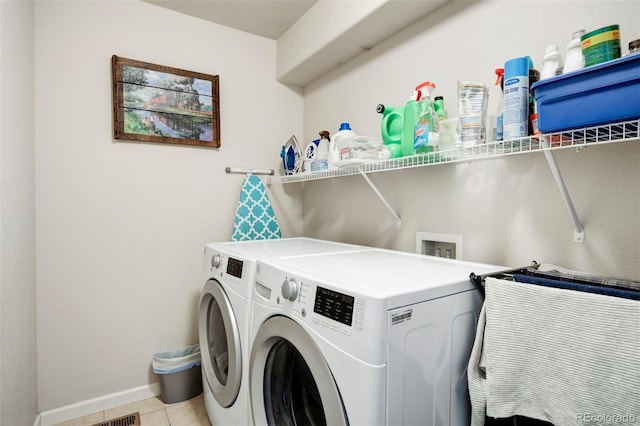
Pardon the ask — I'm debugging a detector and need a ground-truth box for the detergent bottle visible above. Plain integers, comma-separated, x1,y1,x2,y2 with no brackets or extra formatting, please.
329,122,356,168
376,104,405,158
412,81,439,154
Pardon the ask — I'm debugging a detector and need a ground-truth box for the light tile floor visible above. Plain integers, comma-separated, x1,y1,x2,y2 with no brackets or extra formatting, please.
52,394,211,426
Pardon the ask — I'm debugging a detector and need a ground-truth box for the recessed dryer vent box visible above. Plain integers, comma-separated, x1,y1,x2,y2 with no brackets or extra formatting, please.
416,231,463,260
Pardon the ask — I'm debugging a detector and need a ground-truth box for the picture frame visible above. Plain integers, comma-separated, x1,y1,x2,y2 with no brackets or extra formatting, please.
112,55,220,148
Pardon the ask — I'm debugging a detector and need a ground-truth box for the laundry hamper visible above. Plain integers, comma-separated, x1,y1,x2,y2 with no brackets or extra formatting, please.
152,344,203,404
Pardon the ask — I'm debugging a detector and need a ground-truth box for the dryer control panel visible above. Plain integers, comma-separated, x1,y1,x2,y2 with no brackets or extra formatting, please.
226,257,244,279
203,245,258,300
204,246,247,279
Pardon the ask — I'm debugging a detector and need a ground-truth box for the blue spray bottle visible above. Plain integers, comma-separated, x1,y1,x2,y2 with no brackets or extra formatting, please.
503,57,529,139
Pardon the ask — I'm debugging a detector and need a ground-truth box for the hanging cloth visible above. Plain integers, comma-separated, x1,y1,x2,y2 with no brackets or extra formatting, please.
231,174,281,241
468,277,640,426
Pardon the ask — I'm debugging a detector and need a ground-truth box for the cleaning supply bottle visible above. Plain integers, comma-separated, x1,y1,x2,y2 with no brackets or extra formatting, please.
527,58,540,136
503,57,529,139
314,130,330,170
432,96,448,149
494,68,504,141
401,90,421,157
304,139,318,172
376,104,405,158
433,96,448,121
412,81,439,154
329,122,356,167
628,38,640,56
564,29,585,74
540,44,564,79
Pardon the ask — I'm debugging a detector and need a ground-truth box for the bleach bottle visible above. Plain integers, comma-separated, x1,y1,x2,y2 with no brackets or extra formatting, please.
503,57,529,139
313,131,330,171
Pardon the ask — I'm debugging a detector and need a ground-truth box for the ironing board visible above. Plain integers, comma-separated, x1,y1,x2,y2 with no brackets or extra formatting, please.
231,174,281,241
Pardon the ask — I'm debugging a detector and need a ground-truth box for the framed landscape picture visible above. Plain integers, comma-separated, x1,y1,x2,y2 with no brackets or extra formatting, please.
112,55,220,147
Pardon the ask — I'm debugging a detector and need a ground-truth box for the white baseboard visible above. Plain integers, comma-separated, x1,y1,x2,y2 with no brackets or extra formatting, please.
38,383,160,426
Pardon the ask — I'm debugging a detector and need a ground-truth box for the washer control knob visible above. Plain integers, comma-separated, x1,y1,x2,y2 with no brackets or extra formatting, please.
211,253,221,269
281,278,299,302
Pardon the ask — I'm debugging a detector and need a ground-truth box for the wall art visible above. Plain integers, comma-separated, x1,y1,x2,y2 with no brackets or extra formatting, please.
112,55,220,147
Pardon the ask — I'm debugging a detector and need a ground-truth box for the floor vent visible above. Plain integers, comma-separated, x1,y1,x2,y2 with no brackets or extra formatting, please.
92,412,141,426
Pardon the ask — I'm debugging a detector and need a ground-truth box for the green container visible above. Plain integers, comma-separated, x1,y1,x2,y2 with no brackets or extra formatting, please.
377,104,405,158
581,25,621,67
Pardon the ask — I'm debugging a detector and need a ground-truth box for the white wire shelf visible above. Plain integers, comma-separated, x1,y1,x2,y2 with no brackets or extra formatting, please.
268,119,640,184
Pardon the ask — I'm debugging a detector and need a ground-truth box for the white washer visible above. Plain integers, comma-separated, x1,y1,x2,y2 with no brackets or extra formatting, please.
198,238,369,426
249,248,506,425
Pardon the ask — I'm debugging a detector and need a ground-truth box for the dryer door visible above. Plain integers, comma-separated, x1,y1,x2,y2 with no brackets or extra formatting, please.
199,279,242,407
249,316,348,426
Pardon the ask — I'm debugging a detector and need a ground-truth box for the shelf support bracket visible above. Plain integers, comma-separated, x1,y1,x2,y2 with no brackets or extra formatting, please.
358,168,402,228
539,136,585,243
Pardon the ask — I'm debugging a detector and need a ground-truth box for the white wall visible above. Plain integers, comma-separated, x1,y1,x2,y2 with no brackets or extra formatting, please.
302,0,640,279
0,0,38,425
35,0,303,412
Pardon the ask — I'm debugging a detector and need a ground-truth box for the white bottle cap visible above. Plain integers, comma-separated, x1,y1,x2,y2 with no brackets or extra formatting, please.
545,44,560,55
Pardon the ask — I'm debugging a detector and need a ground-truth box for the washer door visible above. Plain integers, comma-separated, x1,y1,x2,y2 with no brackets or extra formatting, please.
199,279,242,407
249,316,348,426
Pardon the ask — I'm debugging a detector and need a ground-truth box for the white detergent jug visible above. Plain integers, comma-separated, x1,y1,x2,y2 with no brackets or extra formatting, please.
329,122,356,168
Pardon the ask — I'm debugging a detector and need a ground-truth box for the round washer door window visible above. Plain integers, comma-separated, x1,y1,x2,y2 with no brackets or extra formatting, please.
198,279,241,407
249,316,348,426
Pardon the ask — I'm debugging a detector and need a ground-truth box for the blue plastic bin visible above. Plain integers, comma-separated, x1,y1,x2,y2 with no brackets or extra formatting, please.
531,54,640,133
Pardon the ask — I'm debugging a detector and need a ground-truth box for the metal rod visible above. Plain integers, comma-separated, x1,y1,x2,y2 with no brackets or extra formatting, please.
539,136,585,243
225,167,274,176
358,168,402,228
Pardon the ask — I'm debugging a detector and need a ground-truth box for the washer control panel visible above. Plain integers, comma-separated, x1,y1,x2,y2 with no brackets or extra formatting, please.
255,259,387,365
314,286,354,327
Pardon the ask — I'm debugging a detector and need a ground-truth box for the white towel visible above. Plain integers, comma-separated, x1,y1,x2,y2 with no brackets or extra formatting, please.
468,277,640,426
231,175,281,241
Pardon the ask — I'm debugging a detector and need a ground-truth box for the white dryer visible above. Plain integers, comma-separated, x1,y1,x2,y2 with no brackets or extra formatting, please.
248,248,506,425
198,238,369,426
